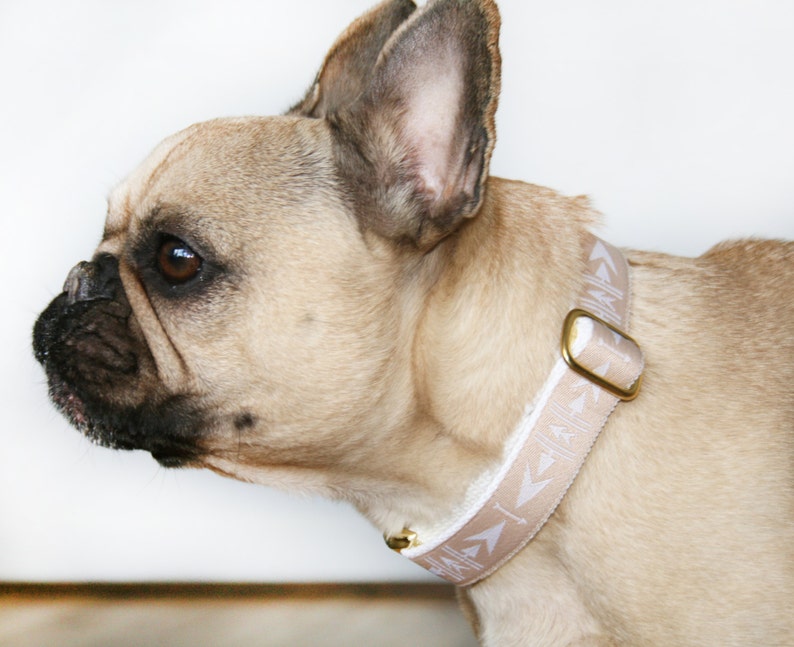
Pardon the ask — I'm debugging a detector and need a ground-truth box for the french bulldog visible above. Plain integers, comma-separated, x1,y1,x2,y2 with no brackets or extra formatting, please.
32,0,793,644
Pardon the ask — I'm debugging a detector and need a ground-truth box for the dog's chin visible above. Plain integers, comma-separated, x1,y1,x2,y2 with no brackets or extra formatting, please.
43,368,202,469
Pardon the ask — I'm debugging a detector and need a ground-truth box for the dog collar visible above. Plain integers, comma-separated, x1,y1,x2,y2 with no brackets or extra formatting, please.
385,234,644,586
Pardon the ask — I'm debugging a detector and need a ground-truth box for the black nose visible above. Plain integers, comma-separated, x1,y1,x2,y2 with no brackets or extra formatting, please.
63,254,121,304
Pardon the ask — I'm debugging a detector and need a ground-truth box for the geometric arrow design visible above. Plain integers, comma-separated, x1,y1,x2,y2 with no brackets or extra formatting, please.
593,360,611,378
587,289,618,314
550,424,574,445
569,393,587,414
572,375,601,403
537,452,557,475
515,463,553,508
589,240,617,275
464,520,505,556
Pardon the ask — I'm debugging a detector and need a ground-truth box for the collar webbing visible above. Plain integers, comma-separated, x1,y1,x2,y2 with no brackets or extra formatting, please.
386,234,644,586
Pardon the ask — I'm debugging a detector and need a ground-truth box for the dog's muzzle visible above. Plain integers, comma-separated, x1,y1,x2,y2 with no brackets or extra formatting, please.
32,254,202,468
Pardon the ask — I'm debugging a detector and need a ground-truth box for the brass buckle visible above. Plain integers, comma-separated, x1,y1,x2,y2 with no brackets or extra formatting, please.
561,308,642,401
384,528,419,552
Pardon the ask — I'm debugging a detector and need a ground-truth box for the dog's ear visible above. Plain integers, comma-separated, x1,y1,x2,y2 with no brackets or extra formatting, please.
289,0,417,117
331,0,501,248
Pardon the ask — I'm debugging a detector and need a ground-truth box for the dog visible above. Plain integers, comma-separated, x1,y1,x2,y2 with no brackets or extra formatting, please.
32,0,793,644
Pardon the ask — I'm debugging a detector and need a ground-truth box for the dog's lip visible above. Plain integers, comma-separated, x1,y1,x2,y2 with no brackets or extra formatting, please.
42,363,110,445
47,373,90,430
150,451,192,468
45,375,200,468
59,391,88,427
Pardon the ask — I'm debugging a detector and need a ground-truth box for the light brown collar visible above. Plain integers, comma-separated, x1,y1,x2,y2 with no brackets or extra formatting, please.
386,234,644,586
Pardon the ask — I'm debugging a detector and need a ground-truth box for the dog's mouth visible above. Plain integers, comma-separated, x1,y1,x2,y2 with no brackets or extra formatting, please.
33,288,203,469
41,363,201,468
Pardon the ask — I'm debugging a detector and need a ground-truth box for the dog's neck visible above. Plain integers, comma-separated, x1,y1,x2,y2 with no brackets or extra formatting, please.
417,179,597,447
395,225,642,584
351,178,601,535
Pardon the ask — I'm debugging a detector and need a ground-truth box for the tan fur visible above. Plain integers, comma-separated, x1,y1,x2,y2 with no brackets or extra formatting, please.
35,1,793,645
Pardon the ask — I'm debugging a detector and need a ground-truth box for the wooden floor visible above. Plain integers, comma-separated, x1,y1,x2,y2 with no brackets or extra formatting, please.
0,584,478,647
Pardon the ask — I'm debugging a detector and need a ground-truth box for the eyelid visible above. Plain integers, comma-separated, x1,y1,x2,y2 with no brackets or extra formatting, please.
128,215,230,300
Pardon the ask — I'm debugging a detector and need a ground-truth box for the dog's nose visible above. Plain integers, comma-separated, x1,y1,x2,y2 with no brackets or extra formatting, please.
63,254,121,305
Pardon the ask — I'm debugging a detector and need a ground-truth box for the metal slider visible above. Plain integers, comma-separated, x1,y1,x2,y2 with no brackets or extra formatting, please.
561,308,643,401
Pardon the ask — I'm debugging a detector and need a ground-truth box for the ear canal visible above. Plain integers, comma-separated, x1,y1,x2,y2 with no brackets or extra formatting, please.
329,0,501,249
288,0,417,117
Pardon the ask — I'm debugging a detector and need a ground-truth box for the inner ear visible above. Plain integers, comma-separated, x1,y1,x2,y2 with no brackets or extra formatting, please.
330,0,501,249
289,0,417,118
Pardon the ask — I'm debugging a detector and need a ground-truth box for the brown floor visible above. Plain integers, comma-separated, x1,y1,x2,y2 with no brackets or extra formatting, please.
0,584,478,647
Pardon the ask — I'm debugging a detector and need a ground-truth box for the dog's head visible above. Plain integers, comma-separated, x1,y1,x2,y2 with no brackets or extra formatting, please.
32,0,500,495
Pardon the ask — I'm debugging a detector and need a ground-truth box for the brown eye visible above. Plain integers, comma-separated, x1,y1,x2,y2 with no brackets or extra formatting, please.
157,237,202,285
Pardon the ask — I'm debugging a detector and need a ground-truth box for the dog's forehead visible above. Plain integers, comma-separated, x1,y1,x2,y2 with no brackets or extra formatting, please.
101,117,332,251
105,127,195,235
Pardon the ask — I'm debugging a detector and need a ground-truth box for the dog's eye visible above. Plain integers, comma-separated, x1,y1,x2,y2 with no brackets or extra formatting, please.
156,236,202,285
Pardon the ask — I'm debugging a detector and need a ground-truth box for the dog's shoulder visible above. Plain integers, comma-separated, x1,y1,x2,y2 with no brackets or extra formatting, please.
627,236,793,426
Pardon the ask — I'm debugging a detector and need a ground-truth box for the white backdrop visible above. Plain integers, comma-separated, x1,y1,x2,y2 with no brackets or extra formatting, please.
1,0,792,582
